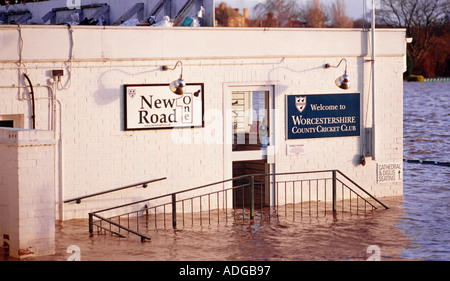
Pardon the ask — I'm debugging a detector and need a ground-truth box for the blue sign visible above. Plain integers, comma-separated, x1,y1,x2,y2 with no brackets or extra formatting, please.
287,94,360,139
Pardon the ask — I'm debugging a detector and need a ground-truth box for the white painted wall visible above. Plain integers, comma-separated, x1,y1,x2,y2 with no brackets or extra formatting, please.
0,26,405,245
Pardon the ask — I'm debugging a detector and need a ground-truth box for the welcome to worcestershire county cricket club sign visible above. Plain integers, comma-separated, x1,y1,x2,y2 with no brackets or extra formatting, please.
124,84,204,130
287,93,360,139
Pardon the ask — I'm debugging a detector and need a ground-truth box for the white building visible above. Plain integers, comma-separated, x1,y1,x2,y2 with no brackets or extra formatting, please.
0,0,405,259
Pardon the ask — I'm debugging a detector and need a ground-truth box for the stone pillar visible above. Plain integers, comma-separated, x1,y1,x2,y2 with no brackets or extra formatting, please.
0,128,56,259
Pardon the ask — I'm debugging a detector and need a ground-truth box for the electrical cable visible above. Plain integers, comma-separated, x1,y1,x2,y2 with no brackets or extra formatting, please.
57,23,74,91
23,73,36,129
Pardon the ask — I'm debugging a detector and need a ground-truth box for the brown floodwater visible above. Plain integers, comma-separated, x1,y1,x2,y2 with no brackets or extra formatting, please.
3,196,412,261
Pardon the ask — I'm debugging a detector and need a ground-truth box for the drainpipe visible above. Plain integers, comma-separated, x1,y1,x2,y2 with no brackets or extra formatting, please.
55,92,64,221
371,0,376,160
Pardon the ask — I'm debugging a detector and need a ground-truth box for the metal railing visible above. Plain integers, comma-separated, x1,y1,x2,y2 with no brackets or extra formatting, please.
88,170,388,241
64,177,167,204
274,170,388,220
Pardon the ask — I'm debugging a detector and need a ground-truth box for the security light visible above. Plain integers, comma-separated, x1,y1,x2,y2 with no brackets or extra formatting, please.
324,58,350,90
161,61,186,95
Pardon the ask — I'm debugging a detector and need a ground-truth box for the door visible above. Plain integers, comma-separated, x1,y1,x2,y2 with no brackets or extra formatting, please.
229,86,274,208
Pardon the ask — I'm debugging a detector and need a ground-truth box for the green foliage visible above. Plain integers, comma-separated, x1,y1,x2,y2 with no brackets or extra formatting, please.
403,50,414,80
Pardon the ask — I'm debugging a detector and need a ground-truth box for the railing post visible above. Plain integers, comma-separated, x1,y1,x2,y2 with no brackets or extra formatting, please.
250,176,255,220
89,213,93,234
332,170,337,212
144,204,149,219
172,194,177,228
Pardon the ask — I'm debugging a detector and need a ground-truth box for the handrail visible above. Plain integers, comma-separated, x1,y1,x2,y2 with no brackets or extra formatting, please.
89,213,150,242
235,170,389,210
89,180,255,239
93,174,263,213
336,170,389,209
88,170,389,241
64,177,167,204
90,170,387,214
90,177,248,214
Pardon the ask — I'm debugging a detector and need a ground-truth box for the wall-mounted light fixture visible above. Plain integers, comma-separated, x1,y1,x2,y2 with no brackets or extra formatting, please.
324,58,350,90
161,61,186,95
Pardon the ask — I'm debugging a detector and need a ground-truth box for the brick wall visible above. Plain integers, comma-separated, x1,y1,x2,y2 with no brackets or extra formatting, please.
0,26,406,222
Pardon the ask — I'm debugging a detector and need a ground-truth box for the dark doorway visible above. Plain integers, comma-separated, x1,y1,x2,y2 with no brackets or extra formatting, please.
232,160,270,209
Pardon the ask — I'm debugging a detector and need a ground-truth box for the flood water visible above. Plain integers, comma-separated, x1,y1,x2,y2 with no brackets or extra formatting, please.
22,200,411,261
400,81,450,261
3,82,449,262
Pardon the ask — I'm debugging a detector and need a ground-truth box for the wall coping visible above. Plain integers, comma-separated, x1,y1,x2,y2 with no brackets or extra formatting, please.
0,25,406,63
0,128,56,147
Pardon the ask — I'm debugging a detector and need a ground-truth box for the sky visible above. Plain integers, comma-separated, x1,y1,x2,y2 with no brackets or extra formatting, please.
218,0,373,20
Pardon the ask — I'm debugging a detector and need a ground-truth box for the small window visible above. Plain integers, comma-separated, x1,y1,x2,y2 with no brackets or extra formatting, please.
0,115,24,128
0,120,14,128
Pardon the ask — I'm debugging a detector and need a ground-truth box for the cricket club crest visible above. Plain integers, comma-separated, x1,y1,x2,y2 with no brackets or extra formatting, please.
128,88,136,99
295,96,307,113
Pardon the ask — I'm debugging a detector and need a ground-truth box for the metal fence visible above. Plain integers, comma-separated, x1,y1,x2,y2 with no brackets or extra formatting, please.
88,170,388,241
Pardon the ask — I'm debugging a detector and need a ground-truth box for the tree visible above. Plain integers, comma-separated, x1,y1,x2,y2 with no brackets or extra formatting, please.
253,0,301,27
377,0,450,76
331,0,353,28
417,23,450,77
299,0,330,28
253,0,353,28
332,0,353,28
